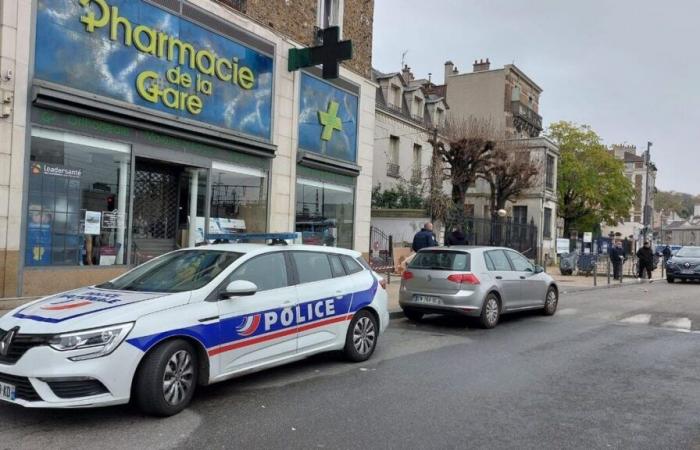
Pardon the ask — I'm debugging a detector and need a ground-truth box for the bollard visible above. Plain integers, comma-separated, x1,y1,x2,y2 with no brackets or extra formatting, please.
607,257,611,285
593,256,597,286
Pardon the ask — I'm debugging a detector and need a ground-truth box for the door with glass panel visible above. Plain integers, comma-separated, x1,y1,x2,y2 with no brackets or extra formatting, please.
295,178,354,249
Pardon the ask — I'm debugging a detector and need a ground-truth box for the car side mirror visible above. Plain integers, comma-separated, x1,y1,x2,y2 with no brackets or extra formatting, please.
220,280,258,299
534,265,544,274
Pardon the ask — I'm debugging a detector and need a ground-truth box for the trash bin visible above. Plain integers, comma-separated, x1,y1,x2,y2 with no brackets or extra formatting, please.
559,252,578,276
577,253,596,276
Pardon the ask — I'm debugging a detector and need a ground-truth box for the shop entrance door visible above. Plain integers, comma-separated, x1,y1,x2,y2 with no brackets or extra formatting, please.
132,160,182,264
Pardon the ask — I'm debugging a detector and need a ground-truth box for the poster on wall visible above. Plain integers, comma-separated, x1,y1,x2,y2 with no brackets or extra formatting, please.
556,238,570,255
26,221,52,266
84,211,102,235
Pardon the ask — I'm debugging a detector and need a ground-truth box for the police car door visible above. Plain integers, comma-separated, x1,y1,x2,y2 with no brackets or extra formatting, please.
291,251,353,352
212,252,297,374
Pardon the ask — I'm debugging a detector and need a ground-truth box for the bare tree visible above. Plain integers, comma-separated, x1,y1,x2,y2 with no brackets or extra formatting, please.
483,141,541,215
428,118,496,210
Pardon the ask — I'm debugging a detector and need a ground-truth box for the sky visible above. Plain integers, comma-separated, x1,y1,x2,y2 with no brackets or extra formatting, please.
372,0,699,195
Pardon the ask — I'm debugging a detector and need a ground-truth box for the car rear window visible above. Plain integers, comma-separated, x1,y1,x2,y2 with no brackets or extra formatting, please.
409,250,470,271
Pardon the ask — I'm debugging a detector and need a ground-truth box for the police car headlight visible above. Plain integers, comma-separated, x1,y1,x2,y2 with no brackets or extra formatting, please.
49,323,134,361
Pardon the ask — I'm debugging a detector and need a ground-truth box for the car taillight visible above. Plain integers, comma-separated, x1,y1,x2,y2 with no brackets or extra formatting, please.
447,273,480,285
402,271,414,280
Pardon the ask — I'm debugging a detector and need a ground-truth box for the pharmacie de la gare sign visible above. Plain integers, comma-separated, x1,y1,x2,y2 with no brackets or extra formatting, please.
34,0,274,140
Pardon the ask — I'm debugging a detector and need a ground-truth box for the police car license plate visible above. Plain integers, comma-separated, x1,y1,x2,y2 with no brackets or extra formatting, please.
414,295,442,305
0,381,16,402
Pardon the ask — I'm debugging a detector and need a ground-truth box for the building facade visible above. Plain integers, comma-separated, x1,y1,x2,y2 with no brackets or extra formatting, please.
602,144,657,244
438,58,558,262
0,0,376,297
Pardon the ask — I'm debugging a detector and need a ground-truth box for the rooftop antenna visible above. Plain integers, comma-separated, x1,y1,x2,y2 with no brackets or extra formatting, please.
401,50,408,68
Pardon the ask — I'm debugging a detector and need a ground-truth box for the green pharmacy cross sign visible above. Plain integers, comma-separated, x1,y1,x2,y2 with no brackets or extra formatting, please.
318,100,343,141
288,27,352,79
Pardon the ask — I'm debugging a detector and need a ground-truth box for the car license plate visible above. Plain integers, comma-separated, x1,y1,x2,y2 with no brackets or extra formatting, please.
0,381,16,402
681,270,694,275
414,295,442,305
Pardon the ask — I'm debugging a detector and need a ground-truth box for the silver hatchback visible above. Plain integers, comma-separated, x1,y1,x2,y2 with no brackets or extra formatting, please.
399,246,559,328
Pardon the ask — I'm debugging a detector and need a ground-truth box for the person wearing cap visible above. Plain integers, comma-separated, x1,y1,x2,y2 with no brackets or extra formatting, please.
636,241,654,281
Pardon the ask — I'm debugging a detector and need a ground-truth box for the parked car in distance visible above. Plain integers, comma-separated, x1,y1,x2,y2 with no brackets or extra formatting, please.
666,246,700,283
399,246,558,328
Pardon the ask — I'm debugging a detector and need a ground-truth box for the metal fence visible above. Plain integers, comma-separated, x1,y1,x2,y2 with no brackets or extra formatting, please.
369,226,394,273
447,215,538,260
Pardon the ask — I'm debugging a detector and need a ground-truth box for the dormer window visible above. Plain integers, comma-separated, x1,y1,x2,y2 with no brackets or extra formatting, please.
435,107,444,126
390,84,401,108
413,96,423,118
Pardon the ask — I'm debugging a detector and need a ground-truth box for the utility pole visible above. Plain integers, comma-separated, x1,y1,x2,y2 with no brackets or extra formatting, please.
643,141,653,242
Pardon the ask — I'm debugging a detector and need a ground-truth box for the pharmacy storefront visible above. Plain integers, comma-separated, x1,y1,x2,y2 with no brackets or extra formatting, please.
22,0,280,294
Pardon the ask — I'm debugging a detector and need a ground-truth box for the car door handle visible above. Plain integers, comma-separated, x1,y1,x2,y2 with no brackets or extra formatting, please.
495,276,503,280
335,290,345,299
520,276,526,280
282,300,294,307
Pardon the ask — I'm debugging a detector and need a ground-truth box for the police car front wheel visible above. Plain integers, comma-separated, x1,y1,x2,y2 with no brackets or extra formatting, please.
134,339,199,416
344,310,378,362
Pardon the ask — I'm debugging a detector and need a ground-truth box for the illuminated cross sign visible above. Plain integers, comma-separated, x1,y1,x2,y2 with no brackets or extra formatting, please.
318,101,343,141
288,27,352,79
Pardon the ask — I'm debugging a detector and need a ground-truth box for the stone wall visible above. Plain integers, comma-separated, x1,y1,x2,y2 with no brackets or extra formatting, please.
214,0,374,78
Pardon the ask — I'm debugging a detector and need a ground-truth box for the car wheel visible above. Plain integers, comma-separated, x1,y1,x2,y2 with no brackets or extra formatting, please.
667,276,674,283
479,294,500,329
402,308,424,322
542,287,558,316
344,309,378,362
135,339,198,417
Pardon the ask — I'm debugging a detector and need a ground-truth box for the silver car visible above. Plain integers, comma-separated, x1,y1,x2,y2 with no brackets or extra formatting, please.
399,246,559,328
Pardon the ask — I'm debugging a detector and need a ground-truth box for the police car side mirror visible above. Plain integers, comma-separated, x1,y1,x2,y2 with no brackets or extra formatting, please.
534,265,544,274
220,280,258,299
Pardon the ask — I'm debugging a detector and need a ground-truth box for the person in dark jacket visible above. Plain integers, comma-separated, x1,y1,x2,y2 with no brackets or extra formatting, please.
609,240,626,280
636,241,654,280
445,226,468,246
662,245,672,263
412,222,438,252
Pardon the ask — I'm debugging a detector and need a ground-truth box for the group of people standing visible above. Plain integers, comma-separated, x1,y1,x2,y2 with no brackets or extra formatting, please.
411,222,467,252
609,240,672,280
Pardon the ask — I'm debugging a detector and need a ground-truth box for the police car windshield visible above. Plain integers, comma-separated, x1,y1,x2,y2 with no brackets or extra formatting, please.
99,250,242,293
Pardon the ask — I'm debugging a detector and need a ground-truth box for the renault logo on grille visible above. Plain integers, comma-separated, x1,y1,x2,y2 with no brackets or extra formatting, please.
685,262,691,268
0,327,18,356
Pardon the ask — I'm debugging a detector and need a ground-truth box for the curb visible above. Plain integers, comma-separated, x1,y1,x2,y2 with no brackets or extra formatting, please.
559,278,663,294
389,310,404,320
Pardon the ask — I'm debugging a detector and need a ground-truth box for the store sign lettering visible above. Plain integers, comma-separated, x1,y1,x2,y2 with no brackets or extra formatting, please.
79,0,256,115
35,0,273,139
31,162,82,179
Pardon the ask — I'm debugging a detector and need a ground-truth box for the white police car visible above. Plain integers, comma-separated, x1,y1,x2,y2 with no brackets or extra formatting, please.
0,244,388,416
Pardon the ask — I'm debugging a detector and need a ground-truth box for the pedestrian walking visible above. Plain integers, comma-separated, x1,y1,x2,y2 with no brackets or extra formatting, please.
609,240,626,280
412,222,438,252
636,241,654,281
445,226,468,246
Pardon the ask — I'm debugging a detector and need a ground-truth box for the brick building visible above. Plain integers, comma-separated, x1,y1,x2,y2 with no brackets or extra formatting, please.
0,0,376,297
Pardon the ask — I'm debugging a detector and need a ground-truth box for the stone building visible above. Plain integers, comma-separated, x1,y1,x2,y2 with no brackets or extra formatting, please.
0,0,376,297
601,144,657,244
435,58,559,262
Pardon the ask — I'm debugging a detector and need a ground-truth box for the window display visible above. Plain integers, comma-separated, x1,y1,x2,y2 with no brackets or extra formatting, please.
296,178,354,249
26,129,131,266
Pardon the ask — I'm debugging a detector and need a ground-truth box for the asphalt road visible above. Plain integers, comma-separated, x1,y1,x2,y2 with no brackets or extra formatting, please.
2,281,700,450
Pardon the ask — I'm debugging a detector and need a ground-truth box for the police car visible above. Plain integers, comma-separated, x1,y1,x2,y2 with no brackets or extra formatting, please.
0,243,389,416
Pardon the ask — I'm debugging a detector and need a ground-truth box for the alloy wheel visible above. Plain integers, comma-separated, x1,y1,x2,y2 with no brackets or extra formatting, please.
546,289,558,312
353,317,376,355
163,350,194,406
485,298,499,325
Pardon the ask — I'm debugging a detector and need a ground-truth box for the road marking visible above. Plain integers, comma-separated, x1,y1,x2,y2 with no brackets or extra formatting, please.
661,317,692,330
620,314,652,324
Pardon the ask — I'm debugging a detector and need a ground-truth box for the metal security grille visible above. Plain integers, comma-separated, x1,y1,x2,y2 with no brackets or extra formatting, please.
132,163,179,241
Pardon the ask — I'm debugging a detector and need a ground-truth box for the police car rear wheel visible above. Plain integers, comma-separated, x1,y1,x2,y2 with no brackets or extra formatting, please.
344,310,378,362
135,339,198,417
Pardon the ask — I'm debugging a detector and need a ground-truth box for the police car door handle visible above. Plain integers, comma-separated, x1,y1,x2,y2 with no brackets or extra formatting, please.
282,300,293,306
335,290,344,299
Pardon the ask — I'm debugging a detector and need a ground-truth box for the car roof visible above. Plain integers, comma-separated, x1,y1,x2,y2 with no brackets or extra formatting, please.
192,243,362,258
418,246,509,252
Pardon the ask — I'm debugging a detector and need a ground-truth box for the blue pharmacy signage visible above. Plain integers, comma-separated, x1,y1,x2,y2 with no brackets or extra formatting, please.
298,73,358,162
34,0,274,140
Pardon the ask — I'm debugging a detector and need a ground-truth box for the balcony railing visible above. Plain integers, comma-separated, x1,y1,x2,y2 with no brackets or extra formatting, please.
386,163,400,178
511,101,543,136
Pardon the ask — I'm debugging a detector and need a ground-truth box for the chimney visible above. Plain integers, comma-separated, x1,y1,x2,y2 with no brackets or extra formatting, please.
401,64,414,81
444,60,454,83
473,58,491,72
